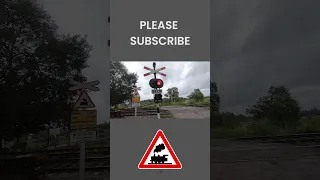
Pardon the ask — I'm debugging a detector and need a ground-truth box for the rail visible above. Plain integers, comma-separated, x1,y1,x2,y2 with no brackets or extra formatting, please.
230,132,320,143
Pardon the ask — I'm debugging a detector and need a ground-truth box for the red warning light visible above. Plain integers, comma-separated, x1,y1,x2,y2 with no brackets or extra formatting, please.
157,80,163,86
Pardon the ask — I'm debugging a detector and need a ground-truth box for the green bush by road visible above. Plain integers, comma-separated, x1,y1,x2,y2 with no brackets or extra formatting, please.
212,116,320,139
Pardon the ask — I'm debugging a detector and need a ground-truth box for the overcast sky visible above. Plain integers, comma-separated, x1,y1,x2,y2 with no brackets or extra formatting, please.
37,0,320,123
121,61,210,100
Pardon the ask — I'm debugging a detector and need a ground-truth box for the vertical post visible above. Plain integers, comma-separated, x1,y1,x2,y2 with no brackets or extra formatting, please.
153,62,160,119
156,103,160,119
79,142,86,180
135,106,137,118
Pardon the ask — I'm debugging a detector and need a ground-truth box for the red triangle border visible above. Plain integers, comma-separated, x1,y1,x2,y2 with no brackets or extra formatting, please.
138,129,182,169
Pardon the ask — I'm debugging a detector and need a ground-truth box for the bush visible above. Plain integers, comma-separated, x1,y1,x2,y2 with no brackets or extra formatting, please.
298,116,320,133
211,126,246,138
246,119,279,136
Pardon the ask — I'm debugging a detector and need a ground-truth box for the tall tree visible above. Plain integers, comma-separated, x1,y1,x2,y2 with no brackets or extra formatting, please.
110,61,138,106
210,81,221,127
188,89,204,102
0,0,91,145
246,86,301,128
164,87,179,102
210,81,220,114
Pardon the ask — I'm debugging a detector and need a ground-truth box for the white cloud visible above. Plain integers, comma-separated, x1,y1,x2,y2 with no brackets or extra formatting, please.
122,61,210,100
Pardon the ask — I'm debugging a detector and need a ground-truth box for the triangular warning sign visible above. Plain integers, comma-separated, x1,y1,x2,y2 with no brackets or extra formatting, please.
74,91,95,108
138,129,182,169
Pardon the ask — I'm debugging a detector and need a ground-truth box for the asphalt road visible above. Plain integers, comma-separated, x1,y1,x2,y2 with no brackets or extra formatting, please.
161,106,210,119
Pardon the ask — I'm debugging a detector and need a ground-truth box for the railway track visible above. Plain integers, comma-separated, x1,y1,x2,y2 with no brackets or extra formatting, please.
115,108,171,117
47,157,109,173
0,146,111,173
46,146,110,173
0,146,110,157
231,132,320,143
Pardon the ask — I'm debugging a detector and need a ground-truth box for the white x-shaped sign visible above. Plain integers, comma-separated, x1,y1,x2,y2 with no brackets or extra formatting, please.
144,66,166,77
132,87,141,91
69,80,100,91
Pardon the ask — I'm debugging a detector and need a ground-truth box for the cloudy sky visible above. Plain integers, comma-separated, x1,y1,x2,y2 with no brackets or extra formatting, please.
121,61,210,100
37,0,320,122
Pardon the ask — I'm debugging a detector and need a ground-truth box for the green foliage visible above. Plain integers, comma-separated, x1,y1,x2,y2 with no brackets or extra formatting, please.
246,119,279,136
164,87,179,102
175,97,185,102
298,116,320,133
210,81,220,113
211,126,246,138
210,81,221,127
0,0,91,144
139,96,210,108
246,86,301,128
212,117,320,139
110,62,138,106
188,89,204,102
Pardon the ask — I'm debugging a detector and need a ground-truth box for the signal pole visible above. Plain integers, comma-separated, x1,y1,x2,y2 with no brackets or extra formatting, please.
153,62,160,119
144,62,166,119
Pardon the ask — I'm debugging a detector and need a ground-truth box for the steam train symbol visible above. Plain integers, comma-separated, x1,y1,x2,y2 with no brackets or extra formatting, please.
149,155,169,164
148,143,172,164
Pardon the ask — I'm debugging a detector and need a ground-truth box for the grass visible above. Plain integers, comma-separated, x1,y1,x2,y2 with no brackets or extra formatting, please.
140,97,210,108
211,116,320,139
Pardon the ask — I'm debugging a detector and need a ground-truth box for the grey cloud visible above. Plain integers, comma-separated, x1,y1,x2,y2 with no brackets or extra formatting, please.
39,0,110,123
211,0,320,114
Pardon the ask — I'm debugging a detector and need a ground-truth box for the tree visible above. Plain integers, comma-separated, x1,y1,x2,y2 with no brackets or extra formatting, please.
246,86,301,129
188,89,204,102
110,61,138,106
164,87,179,102
210,81,221,127
210,81,220,114
0,0,91,146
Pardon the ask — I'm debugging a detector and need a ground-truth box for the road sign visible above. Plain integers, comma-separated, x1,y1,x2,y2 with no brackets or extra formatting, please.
70,130,96,145
132,90,140,95
144,66,166,77
74,91,95,108
69,80,100,91
138,129,182,169
132,96,140,103
71,110,97,130
152,89,162,94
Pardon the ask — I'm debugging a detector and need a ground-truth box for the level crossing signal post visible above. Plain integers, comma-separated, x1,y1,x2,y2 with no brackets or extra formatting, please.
144,62,166,119
131,84,141,118
68,80,100,180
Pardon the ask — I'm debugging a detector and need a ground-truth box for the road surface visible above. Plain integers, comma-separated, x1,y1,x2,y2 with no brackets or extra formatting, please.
211,140,320,180
161,106,210,119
